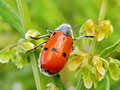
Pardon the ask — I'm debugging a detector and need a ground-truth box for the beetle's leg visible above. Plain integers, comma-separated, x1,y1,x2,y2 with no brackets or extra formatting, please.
72,35,94,50
47,30,53,35
26,41,47,53
73,35,94,40
29,30,53,40
29,34,50,40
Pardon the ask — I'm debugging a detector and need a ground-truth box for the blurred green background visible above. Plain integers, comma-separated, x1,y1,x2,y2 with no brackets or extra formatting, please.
0,0,120,90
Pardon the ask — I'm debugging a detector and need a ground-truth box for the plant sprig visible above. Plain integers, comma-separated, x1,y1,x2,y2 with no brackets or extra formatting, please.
1,0,120,90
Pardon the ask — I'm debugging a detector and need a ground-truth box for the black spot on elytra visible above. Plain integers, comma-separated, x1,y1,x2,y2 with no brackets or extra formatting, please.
44,47,48,51
63,52,66,57
51,47,56,52
52,32,56,35
72,42,73,44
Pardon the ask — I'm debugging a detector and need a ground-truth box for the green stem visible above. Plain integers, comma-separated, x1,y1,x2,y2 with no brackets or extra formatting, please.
76,0,108,89
89,39,98,54
30,53,46,90
16,0,32,33
98,0,108,22
75,72,84,90
89,0,108,54
106,75,110,90
52,74,63,90
16,0,46,90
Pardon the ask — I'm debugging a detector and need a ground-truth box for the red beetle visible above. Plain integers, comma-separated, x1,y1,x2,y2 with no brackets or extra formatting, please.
27,23,94,76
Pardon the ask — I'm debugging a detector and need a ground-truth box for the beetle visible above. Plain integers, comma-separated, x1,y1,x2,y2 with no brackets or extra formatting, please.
26,23,94,76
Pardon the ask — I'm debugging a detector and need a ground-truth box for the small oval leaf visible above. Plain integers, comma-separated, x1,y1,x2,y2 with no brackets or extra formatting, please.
0,52,10,63
18,38,35,52
82,68,93,89
100,40,120,58
25,29,41,41
109,63,119,80
66,56,83,71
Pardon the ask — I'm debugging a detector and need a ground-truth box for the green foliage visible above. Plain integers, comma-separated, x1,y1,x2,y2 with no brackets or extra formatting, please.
0,44,16,63
0,0,120,90
0,0,24,37
16,0,32,33
100,40,120,58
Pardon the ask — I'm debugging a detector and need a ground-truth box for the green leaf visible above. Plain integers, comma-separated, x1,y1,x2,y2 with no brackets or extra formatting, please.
18,38,35,52
109,63,119,80
0,44,17,54
81,55,88,68
15,52,24,69
0,0,24,37
100,40,120,58
0,44,17,63
25,29,41,41
100,57,109,69
0,52,10,63
0,47,8,56
86,64,95,74
75,68,81,78
75,72,84,90
16,52,29,68
10,46,30,69
52,75,63,90
92,56,105,77
109,57,120,66
16,0,32,33
15,51,25,69
82,68,93,89
97,20,113,41
90,72,98,88
10,46,17,63
66,56,83,71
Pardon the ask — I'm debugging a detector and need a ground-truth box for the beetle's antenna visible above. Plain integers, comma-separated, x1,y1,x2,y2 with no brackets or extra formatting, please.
55,19,60,26
72,24,81,29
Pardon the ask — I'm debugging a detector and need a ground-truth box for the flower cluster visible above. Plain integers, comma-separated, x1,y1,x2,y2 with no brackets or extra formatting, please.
80,19,113,41
0,29,43,68
66,47,120,89
65,19,117,89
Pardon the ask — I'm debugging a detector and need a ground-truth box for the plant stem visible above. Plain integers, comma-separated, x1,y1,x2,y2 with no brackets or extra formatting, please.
76,0,108,89
52,74,63,90
30,52,46,90
89,0,108,54
98,0,108,22
89,39,98,54
106,75,110,90
16,0,46,89
16,0,32,33
75,72,84,90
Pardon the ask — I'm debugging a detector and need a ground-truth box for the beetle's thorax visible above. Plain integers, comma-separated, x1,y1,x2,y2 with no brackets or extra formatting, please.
55,23,73,37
